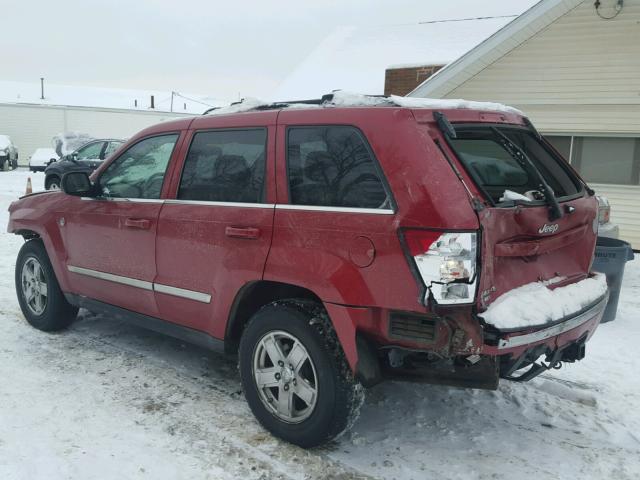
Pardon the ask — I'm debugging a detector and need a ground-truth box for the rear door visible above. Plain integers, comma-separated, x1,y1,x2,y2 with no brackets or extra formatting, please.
442,124,598,310
154,114,276,337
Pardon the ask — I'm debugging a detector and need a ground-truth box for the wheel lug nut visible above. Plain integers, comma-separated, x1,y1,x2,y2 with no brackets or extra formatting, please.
278,360,284,367
275,373,281,380
284,384,289,391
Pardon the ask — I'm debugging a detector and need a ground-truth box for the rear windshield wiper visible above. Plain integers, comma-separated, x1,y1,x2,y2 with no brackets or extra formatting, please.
491,127,563,221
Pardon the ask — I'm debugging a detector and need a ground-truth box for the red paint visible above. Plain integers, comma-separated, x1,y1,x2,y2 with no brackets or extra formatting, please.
7,105,602,379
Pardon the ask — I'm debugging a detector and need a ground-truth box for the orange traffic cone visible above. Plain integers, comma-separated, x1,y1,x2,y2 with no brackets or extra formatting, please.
25,177,33,195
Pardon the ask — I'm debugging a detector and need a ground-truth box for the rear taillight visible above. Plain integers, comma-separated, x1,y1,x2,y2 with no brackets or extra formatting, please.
402,230,478,305
596,195,610,224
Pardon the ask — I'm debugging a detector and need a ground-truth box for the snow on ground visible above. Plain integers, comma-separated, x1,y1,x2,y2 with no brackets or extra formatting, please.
1,169,639,479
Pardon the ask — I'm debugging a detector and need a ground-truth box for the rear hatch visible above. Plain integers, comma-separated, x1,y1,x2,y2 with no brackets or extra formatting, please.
439,121,598,319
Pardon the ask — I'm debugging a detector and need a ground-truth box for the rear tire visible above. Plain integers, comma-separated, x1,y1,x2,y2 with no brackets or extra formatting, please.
239,300,364,448
15,239,78,331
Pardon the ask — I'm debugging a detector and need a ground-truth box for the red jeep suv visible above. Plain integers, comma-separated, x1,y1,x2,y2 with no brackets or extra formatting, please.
9,93,608,448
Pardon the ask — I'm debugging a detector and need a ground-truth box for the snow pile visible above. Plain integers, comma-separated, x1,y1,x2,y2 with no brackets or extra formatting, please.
0,135,11,149
52,132,96,157
208,91,522,116
480,273,608,329
389,94,523,115
500,189,532,202
205,97,273,115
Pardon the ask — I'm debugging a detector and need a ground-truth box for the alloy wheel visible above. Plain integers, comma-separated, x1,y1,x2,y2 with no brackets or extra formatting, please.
252,330,318,423
21,257,48,315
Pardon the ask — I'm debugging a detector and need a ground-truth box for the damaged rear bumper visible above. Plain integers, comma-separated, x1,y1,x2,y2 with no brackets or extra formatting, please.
482,293,608,381
482,293,608,357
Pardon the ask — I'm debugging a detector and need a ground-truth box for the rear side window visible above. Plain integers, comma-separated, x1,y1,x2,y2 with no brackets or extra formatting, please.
178,129,266,203
449,127,580,203
287,126,390,209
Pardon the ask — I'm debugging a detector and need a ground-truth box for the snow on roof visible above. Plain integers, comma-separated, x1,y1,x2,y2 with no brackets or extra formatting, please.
272,17,515,101
206,91,522,116
0,80,229,114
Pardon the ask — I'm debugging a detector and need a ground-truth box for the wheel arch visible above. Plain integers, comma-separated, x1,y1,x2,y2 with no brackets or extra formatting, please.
224,280,323,355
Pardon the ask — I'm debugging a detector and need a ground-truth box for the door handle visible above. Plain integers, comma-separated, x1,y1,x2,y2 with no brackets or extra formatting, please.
124,218,151,230
225,226,260,239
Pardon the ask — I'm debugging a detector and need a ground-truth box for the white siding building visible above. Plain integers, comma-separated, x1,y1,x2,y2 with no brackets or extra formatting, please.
0,81,226,164
410,0,640,248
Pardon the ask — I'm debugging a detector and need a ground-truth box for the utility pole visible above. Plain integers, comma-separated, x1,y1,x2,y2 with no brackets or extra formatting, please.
170,91,175,112
40,77,45,100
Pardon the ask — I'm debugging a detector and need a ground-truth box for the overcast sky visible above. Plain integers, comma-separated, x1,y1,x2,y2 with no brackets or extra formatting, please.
2,0,538,100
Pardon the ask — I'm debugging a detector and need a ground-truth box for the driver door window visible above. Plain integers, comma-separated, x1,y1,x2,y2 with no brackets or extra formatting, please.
99,134,179,199
76,142,105,161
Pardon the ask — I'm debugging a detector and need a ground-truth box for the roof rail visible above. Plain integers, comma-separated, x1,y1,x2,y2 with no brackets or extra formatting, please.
202,92,391,115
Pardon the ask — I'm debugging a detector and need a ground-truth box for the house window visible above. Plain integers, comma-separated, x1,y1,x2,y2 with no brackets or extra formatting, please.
545,135,640,185
572,137,639,185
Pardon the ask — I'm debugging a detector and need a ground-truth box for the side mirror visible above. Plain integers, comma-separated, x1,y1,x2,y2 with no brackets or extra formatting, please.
61,171,96,197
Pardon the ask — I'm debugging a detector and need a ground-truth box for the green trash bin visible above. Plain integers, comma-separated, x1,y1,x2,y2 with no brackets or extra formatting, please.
592,237,635,323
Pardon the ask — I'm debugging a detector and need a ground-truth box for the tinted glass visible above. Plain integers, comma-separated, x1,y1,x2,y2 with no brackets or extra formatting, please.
100,134,178,199
449,128,580,203
545,136,571,162
287,126,389,209
178,129,266,203
76,142,104,160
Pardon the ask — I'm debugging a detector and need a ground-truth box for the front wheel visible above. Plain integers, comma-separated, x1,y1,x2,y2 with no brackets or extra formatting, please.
15,239,78,331
239,300,364,448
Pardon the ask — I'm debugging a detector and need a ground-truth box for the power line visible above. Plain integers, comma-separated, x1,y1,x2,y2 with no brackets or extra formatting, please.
172,92,217,108
418,14,518,25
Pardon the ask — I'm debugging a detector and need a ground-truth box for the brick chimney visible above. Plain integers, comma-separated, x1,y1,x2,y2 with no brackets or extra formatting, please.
384,65,444,96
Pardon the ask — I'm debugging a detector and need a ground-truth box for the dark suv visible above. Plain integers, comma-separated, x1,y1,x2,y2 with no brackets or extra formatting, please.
44,139,123,190
8,94,607,448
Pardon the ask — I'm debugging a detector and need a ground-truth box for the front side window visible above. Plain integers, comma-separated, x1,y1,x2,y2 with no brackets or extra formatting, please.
287,126,390,209
178,129,266,203
104,141,124,158
76,141,105,161
100,134,178,199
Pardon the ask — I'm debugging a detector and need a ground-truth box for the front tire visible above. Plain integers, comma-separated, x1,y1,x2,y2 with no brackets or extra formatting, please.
239,300,364,448
15,239,78,331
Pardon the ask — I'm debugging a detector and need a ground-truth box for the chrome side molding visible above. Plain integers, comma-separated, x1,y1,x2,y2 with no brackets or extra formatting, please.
67,265,212,304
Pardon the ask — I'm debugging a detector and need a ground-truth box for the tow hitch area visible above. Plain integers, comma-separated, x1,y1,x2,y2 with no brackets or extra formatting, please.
500,334,588,382
382,348,500,390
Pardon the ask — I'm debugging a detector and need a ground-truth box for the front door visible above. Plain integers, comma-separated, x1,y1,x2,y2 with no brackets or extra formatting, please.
63,133,182,317
154,124,276,336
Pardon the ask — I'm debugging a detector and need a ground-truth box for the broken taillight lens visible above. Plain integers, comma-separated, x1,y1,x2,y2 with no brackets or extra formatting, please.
402,230,478,305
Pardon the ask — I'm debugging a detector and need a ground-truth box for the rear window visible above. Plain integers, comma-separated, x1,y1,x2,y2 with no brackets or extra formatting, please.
448,127,581,203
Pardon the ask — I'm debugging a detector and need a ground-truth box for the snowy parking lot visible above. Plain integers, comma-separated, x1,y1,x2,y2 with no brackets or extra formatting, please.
1,170,639,480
